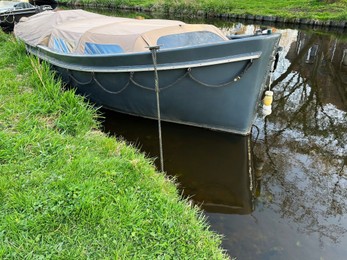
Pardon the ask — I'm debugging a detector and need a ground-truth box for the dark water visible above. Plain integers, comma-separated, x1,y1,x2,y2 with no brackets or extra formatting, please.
87,9,347,259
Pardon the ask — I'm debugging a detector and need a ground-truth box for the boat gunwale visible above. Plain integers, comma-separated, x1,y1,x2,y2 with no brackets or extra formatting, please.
24,33,280,72
30,44,262,72
33,32,279,58
0,6,38,14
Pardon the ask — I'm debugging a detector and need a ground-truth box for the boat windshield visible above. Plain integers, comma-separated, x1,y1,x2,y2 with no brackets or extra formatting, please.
157,31,225,49
13,2,34,9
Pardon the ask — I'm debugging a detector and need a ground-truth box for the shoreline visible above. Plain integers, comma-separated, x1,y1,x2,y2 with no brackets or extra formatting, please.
58,3,347,30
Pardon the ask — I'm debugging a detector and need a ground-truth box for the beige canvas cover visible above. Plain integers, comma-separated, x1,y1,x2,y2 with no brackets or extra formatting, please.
53,18,188,53
47,16,134,53
75,21,227,54
14,9,228,54
14,9,106,46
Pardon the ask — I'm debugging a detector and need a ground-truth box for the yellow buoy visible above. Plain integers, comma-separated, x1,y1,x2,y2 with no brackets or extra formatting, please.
263,90,273,106
262,90,273,116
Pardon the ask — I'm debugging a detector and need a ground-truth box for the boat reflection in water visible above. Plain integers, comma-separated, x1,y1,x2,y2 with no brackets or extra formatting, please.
101,108,261,215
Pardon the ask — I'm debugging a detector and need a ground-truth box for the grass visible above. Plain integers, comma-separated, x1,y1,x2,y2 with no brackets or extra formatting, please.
0,31,227,259
59,0,347,21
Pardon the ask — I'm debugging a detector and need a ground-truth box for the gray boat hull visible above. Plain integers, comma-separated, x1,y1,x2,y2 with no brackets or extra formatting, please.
26,32,280,135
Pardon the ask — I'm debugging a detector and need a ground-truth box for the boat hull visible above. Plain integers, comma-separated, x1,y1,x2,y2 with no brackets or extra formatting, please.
26,33,280,135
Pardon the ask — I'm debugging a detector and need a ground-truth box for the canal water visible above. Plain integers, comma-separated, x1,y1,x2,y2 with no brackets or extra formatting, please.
85,8,347,260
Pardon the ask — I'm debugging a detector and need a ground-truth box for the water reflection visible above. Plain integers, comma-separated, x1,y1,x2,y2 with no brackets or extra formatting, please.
274,30,347,111
102,110,259,215
248,27,347,259
91,9,347,259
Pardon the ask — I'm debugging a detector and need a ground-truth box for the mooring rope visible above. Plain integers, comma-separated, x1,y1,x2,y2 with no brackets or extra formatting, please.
1,14,15,24
94,73,130,94
129,70,189,91
67,58,254,95
68,70,94,85
188,59,253,87
149,45,164,172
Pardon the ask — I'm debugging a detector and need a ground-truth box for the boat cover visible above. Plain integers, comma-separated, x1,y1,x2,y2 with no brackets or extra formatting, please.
14,10,105,47
14,9,228,54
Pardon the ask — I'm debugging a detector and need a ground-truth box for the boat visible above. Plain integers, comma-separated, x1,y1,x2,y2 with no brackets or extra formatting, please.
0,1,52,31
14,9,281,135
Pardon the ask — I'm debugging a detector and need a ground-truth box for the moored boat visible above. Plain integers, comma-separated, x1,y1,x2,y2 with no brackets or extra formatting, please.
0,1,51,31
14,9,281,135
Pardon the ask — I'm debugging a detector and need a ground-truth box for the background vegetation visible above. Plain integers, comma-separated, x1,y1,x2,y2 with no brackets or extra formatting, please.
0,32,227,259
59,0,347,21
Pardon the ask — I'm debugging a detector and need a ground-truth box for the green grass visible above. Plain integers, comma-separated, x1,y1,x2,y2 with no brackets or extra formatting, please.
60,0,347,21
0,32,227,259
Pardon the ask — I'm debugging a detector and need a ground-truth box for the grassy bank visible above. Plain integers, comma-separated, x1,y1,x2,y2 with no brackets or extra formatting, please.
58,0,347,21
0,31,227,259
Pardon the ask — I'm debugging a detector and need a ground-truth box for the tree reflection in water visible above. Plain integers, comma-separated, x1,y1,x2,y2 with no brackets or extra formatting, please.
252,28,347,250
